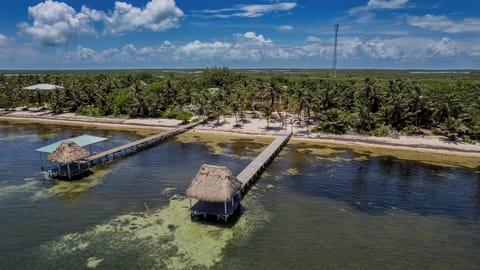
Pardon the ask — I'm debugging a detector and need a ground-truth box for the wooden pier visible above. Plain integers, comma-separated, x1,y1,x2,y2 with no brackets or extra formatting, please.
46,121,201,178
86,121,201,166
188,133,292,221
236,133,292,189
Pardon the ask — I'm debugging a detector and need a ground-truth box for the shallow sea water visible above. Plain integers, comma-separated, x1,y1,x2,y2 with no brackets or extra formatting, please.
0,120,479,269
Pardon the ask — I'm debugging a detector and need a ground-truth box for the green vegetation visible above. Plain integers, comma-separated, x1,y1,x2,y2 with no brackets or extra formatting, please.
1,68,480,141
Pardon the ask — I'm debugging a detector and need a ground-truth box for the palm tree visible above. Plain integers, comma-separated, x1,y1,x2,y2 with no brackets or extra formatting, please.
262,103,274,129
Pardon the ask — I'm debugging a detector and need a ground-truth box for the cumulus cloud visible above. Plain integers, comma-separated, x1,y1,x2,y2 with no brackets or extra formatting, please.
0,33,11,46
242,32,273,45
349,0,410,14
19,0,184,45
198,2,297,18
176,40,232,61
40,34,480,68
101,0,184,34
58,41,177,64
276,25,294,32
362,39,401,59
407,14,480,33
19,0,97,45
427,37,459,57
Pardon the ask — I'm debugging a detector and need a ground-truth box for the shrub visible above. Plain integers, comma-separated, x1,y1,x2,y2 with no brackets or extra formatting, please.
315,109,351,134
402,125,421,135
311,126,320,133
76,106,100,117
462,135,473,144
370,124,390,136
176,111,193,122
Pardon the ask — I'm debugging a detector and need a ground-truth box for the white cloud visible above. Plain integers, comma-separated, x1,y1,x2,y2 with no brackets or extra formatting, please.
243,32,273,45
349,0,410,14
27,35,480,68
306,36,322,43
101,0,184,34
427,37,458,57
175,40,232,61
198,2,297,18
19,0,96,45
0,33,11,46
362,39,401,59
277,25,294,32
407,14,480,33
58,40,178,64
19,0,184,45
355,13,375,23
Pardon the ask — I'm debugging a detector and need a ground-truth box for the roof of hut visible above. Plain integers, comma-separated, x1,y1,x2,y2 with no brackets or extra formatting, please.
23,83,64,90
186,164,242,203
47,141,91,164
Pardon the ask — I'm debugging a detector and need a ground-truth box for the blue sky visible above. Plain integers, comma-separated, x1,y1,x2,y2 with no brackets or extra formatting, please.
0,0,479,69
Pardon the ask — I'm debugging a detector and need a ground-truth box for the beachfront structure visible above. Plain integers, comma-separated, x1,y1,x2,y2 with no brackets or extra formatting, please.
35,135,108,179
23,83,64,91
22,83,64,108
48,141,90,180
34,122,202,180
187,133,292,222
186,164,242,221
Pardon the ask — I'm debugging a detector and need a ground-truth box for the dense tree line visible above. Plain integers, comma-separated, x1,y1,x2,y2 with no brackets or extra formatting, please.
1,68,480,141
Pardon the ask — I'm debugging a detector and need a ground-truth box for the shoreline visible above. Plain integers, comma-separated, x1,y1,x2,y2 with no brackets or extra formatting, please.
2,111,480,158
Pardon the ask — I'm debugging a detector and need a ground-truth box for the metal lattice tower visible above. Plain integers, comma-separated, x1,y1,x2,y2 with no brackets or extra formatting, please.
332,24,340,82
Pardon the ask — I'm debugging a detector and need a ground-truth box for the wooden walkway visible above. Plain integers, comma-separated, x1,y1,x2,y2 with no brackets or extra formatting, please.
85,121,201,166
237,133,292,188
189,133,292,221
47,121,201,178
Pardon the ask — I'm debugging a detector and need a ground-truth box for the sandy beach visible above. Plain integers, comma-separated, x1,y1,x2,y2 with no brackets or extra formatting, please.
2,110,480,158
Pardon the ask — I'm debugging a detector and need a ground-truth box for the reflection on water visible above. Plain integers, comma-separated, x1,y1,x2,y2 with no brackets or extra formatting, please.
1,121,480,269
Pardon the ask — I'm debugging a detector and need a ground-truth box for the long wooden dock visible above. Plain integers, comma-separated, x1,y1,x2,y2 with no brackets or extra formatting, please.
86,121,201,166
236,133,292,189
46,121,201,178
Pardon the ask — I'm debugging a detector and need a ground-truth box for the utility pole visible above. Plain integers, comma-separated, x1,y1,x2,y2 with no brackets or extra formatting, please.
332,24,340,85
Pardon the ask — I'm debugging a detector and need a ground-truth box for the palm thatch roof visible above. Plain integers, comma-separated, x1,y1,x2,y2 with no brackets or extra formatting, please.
47,141,91,164
186,164,242,203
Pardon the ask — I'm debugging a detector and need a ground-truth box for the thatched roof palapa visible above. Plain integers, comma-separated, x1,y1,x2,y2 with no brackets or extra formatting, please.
47,141,91,164
186,164,242,203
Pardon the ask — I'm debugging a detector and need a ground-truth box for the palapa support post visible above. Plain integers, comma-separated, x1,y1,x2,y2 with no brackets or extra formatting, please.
224,202,227,215
39,152,44,170
66,163,71,180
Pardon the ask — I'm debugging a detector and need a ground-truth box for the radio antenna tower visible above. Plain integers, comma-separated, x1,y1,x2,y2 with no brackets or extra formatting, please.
332,24,340,84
